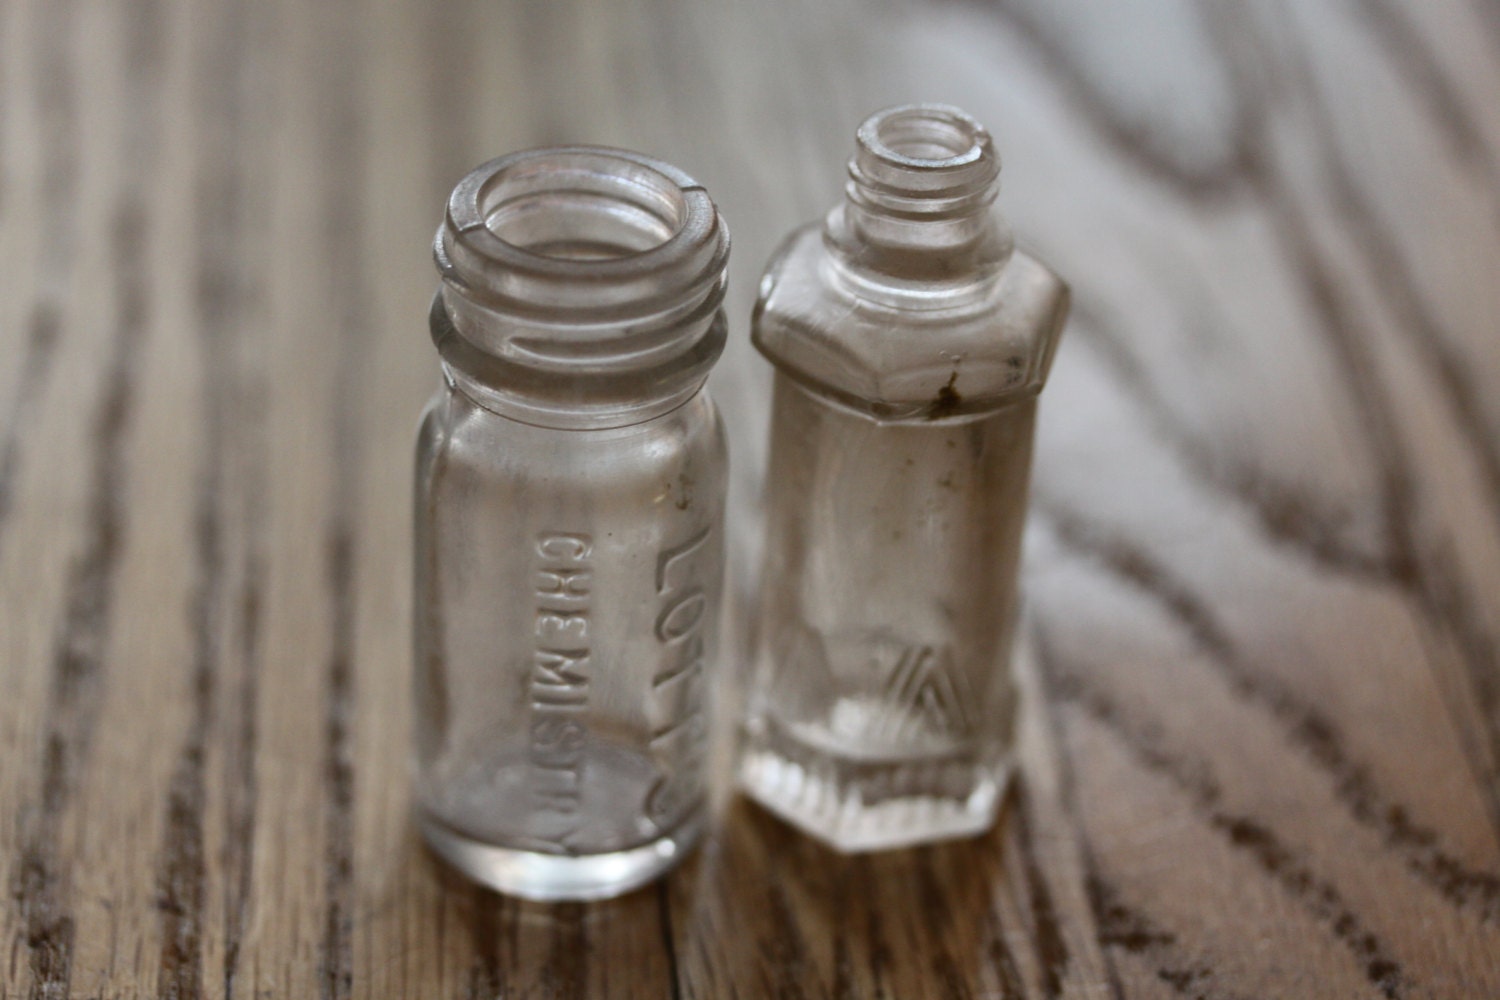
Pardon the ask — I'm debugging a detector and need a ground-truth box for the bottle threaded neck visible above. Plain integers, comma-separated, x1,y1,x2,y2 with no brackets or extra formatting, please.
433,147,730,427
839,104,1006,263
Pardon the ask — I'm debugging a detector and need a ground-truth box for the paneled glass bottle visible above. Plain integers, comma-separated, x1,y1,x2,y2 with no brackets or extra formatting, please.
739,105,1068,851
414,148,730,899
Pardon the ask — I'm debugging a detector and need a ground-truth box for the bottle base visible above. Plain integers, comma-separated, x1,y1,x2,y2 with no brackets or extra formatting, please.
419,812,704,902
737,732,1010,853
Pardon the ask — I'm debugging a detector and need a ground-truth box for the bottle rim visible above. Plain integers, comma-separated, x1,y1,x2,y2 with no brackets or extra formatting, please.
431,147,730,428
850,104,1000,207
833,104,1011,282
437,146,730,320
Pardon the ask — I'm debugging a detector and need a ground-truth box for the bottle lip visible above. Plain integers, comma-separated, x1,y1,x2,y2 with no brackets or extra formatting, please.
431,147,729,428
850,104,1000,205
835,104,1011,279
437,146,730,319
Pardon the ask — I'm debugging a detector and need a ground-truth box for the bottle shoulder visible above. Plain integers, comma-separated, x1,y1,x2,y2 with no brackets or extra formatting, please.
416,384,725,487
751,224,1069,421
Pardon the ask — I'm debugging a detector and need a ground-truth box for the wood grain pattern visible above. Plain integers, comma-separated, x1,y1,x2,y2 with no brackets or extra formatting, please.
3,0,1499,996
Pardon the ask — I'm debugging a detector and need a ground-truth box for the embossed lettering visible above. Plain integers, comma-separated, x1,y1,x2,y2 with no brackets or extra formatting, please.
655,589,706,642
536,566,591,601
536,610,588,644
656,527,709,591
528,532,594,825
646,526,713,825
533,647,589,694
537,532,592,562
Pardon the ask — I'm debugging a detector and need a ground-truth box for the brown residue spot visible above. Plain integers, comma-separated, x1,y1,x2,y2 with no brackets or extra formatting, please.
926,371,962,420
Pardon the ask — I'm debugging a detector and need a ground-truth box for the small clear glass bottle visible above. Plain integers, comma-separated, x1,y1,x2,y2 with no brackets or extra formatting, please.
414,148,730,900
739,105,1068,851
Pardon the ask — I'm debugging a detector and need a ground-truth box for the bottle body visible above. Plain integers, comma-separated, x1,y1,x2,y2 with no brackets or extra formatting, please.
738,105,1067,851
741,375,1029,849
415,381,725,898
413,146,731,899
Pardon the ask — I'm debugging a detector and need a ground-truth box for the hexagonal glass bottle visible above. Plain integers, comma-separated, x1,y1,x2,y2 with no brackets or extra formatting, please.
415,148,730,899
738,105,1068,851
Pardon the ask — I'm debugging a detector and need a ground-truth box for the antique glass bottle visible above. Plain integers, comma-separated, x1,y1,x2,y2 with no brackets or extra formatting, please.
414,148,730,900
739,105,1068,851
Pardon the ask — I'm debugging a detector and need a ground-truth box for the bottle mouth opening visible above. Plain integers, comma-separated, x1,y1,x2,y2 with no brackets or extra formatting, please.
862,105,987,167
480,153,686,261
431,147,730,425
850,104,999,200
438,146,729,316
835,103,1010,270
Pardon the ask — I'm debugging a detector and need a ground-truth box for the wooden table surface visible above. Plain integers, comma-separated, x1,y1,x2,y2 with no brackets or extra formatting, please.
5,0,1500,996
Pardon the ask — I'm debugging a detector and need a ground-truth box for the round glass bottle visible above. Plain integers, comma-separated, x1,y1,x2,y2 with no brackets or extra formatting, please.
739,105,1069,851
414,148,730,900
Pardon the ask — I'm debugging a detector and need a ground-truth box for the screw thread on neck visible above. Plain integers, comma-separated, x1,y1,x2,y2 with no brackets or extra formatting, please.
833,104,1010,279
433,147,729,428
